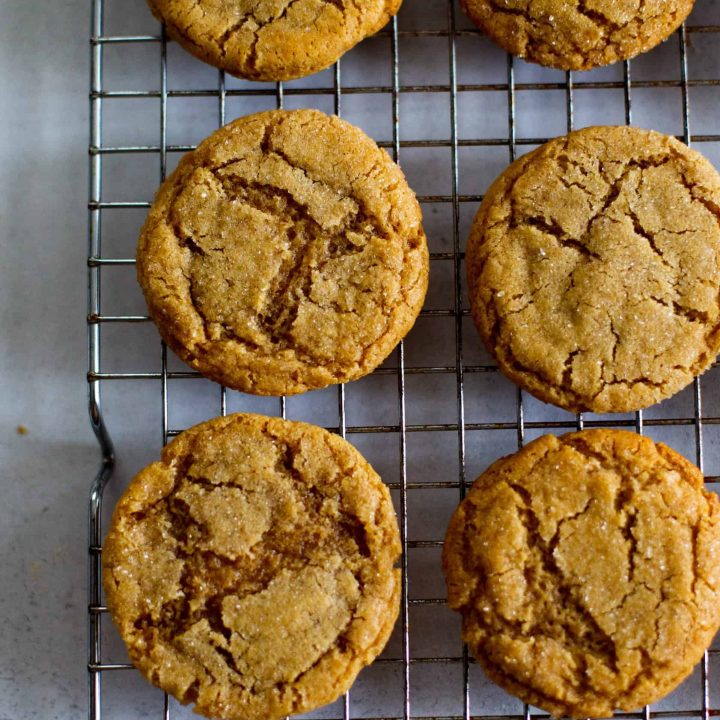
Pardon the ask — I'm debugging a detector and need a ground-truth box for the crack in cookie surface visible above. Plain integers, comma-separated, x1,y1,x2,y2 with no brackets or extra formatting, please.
443,429,720,719
467,126,720,413
137,109,428,395
461,0,694,71
103,413,401,720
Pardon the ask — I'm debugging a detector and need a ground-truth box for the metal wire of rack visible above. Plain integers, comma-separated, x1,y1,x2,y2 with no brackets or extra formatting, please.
87,1,720,719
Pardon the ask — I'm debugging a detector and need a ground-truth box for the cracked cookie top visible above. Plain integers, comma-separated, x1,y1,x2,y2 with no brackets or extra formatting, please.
147,0,401,81
460,0,695,70
103,413,401,720
443,429,720,718
137,109,428,396
467,126,720,414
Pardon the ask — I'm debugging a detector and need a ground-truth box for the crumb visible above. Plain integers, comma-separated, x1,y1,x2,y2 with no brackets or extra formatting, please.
17,425,28,436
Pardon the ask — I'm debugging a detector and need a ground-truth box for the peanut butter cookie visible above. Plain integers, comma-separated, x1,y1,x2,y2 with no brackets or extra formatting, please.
467,126,720,414
443,429,720,718
137,109,428,396
103,413,401,720
460,0,695,71
147,0,402,81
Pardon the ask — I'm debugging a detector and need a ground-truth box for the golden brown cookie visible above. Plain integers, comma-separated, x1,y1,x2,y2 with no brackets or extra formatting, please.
460,0,695,71
137,109,428,396
147,0,401,81
103,413,401,720
466,126,720,414
443,429,720,718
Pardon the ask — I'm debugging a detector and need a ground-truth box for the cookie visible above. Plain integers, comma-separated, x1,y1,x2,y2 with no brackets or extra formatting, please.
460,0,695,71
103,413,401,720
137,109,428,396
147,0,401,81
443,429,720,718
466,126,720,414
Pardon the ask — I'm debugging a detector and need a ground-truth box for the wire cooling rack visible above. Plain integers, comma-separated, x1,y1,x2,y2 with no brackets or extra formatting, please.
87,1,720,719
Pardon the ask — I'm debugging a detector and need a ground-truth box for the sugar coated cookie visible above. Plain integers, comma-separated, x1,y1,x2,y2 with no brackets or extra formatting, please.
103,413,401,720
138,109,428,396
466,126,720,413
148,0,402,80
443,429,720,718
460,0,695,70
